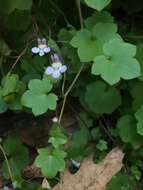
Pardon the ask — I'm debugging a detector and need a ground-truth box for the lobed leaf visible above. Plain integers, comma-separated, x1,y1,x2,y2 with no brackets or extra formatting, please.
21,79,57,116
92,38,141,85
85,0,112,11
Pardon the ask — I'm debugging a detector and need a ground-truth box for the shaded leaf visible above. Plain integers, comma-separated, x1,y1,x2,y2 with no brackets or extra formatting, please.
117,115,143,149
85,81,121,114
135,106,143,136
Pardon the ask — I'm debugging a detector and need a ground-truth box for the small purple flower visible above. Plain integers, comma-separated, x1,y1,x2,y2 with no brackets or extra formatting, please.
31,38,50,56
45,54,67,79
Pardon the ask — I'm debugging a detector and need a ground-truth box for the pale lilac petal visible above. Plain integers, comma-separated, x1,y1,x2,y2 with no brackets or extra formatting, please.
59,65,67,73
37,38,41,44
39,50,45,56
54,54,60,62
45,66,54,75
51,55,54,62
51,54,60,62
52,70,61,78
43,47,50,53
31,47,40,54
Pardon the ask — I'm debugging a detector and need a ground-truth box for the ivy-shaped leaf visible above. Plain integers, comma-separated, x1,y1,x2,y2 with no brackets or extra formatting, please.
85,0,112,11
2,137,30,180
21,79,57,116
1,74,19,97
35,147,66,178
96,140,108,151
85,81,121,114
68,126,91,160
48,125,67,148
58,28,81,74
117,115,143,149
107,173,131,190
92,38,141,85
135,105,143,136
70,22,119,62
0,74,25,113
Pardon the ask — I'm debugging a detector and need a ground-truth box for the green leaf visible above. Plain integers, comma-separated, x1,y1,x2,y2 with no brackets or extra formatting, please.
72,127,91,147
78,112,93,128
85,0,112,11
92,38,141,85
3,137,28,155
48,126,67,148
0,0,33,14
2,137,29,180
1,74,19,96
7,10,31,31
0,88,8,113
70,22,119,62
48,38,61,55
0,98,8,113
35,147,66,178
21,79,57,116
0,74,25,111
96,140,108,151
130,81,143,111
85,11,114,29
135,105,143,136
136,44,143,81
85,81,121,114
0,39,11,56
107,173,130,190
131,165,141,181
117,115,143,149
91,128,102,140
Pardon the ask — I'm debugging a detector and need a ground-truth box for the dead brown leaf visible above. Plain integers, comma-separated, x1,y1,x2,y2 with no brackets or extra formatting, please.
23,164,42,179
52,147,124,190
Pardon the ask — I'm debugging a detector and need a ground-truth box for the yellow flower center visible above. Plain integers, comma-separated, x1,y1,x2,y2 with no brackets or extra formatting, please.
52,62,62,69
38,44,47,49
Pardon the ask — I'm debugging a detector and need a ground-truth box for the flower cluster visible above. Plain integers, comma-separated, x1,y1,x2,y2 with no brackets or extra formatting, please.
32,38,67,78
45,54,67,79
31,38,50,56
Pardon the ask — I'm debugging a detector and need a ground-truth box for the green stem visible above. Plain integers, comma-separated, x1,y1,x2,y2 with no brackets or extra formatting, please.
58,64,84,123
0,144,13,182
9,44,28,73
58,0,84,123
58,95,67,123
65,64,84,96
76,0,84,29
62,73,66,96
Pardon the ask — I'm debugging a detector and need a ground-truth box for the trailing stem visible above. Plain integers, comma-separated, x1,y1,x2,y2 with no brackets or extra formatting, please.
0,144,13,182
58,64,84,123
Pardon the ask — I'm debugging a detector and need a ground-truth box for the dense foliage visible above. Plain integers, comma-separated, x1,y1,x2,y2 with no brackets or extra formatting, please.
0,0,143,189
